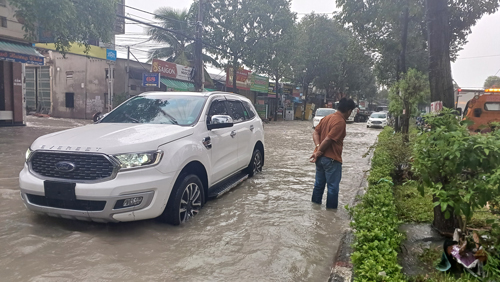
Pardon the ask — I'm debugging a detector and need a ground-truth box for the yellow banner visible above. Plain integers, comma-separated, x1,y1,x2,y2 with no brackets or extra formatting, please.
35,43,107,59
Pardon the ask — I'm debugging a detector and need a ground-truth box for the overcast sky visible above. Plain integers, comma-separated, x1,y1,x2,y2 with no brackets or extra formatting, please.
117,0,500,89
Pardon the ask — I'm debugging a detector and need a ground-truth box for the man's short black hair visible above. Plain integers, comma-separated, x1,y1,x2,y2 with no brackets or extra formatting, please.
337,98,357,113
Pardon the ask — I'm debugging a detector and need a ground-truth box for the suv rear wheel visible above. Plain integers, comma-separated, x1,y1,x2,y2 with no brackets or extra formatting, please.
159,174,204,225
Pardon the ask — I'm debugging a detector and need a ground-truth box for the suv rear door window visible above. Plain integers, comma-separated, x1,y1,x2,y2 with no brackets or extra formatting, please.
227,100,247,123
242,101,256,120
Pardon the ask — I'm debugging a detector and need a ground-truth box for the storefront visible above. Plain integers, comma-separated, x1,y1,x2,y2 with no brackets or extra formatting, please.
0,40,44,125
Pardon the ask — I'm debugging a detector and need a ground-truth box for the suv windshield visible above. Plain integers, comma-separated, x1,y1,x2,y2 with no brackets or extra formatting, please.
315,109,336,116
370,113,386,119
100,95,207,125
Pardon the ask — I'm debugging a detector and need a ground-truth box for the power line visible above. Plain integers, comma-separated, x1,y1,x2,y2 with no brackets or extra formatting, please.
456,54,500,60
118,3,195,25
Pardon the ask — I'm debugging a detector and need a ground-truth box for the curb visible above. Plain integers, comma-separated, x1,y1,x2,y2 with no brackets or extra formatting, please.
328,145,373,282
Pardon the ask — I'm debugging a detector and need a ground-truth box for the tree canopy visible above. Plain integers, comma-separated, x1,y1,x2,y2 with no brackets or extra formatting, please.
484,75,500,88
9,0,117,54
147,7,220,68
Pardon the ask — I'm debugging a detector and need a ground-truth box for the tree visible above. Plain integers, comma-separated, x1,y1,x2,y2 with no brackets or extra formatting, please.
204,0,279,92
249,0,296,121
336,0,428,86
484,76,500,88
388,69,429,136
148,7,220,68
426,0,499,107
9,0,117,54
413,109,500,235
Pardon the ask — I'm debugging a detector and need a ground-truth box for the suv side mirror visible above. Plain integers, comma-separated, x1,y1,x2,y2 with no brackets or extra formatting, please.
93,112,104,123
207,115,234,130
473,108,482,118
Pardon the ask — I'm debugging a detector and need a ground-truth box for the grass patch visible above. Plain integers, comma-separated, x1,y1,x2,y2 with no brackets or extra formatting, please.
394,182,500,228
418,246,441,269
467,207,500,228
393,183,433,223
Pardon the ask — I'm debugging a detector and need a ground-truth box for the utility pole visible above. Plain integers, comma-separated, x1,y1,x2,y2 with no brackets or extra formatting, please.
195,0,204,92
125,46,130,96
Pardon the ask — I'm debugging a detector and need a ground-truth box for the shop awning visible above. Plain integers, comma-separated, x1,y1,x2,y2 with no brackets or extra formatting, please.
160,77,195,92
0,41,44,65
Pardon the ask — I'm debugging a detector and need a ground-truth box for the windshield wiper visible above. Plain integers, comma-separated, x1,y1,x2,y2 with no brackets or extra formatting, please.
124,113,139,123
159,109,178,125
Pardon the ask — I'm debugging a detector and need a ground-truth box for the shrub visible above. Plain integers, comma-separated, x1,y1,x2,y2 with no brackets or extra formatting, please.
350,127,405,281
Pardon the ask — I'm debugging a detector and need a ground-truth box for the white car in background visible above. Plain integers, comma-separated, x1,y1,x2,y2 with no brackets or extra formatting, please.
367,112,388,128
313,108,337,128
20,92,265,225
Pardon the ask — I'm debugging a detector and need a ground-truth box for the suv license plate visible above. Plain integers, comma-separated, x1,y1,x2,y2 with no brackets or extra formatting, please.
44,181,76,201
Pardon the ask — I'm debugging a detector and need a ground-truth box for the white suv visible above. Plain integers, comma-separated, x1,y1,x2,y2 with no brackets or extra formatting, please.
19,92,265,225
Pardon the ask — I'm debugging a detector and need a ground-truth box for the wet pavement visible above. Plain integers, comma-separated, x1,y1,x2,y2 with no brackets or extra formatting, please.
0,116,379,281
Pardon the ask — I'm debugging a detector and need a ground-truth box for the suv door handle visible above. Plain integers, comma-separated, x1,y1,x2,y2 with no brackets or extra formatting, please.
230,130,236,138
250,125,254,131
202,137,212,149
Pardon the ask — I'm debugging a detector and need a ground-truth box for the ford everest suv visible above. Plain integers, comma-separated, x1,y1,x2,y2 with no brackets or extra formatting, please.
20,92,265,225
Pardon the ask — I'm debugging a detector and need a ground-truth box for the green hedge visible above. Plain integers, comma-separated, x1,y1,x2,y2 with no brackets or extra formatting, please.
350,127,405,281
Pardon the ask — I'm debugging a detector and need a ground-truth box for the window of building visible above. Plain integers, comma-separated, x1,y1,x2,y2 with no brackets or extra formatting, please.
0,0,6,7
130,85,137,91
0,17,7,28
66,71,73,80
65,93,74,108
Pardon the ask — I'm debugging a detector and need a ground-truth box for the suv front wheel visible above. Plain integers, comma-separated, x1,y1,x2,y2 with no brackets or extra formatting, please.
245,148,263,177
160,174,204,225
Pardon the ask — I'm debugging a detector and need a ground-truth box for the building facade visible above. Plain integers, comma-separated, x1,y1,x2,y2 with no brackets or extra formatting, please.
0,0,44,125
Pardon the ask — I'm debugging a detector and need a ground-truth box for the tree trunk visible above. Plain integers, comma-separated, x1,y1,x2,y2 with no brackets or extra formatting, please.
433,196,459,235
232,57,238,94
402,103,410,142
302,80,308,120
426,0,454,108
400,5,410,74
274,75,279,122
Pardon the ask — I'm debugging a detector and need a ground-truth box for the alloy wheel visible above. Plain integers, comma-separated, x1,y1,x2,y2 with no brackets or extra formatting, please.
253,151,263,174
179,183,201,223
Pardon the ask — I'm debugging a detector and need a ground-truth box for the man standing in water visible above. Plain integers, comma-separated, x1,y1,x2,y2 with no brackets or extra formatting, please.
309,98,356,209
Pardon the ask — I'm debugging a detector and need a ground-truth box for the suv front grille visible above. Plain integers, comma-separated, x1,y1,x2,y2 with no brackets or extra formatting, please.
26,194,106,211
30,152,116,181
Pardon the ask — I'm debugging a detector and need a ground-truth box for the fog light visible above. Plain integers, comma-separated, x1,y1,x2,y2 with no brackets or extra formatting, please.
114,197,143,209
124,197,143,207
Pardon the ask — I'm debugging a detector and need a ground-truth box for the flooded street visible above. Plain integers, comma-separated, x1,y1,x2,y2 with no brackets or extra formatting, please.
0,117,379,281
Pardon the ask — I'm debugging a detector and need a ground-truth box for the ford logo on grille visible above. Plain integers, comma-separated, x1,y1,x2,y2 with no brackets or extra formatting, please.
55,161,76,172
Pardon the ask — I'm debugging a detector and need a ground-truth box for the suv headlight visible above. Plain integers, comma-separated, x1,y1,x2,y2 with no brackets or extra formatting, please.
113,150,163,170
25,148,33,162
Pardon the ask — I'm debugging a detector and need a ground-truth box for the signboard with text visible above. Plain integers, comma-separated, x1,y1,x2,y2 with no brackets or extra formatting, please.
283,84,293,95
268,82,277,97
430,101,443,113
151,59,193,82
0,51,44,65
250,74,269,93
142,73,160,88
226,67,251,90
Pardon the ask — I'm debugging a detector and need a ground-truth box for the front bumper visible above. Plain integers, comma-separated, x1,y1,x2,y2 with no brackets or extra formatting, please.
313,119,321,128
19,164,176,222
367,121,387,127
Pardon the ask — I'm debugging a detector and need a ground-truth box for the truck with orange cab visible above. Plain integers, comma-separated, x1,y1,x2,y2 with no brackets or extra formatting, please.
461,88,500,132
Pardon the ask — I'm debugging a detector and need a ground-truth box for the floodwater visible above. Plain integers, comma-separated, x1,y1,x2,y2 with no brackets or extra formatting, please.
0,116,379,281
